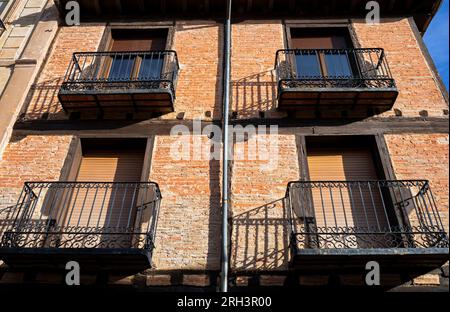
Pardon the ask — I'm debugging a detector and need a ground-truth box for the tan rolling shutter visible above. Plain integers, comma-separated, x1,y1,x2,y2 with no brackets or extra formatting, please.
307,147,388,231
110,29,167,52
63,149,145,229
291,36,348,49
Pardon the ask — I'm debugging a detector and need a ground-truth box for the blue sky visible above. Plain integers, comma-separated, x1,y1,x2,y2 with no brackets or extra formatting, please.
424,0,449,90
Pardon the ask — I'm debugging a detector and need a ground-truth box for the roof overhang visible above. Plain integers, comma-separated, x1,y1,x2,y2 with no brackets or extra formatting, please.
54,0,442,34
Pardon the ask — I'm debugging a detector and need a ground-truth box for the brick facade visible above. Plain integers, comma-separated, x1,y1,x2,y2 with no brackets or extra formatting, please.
0,5,448,290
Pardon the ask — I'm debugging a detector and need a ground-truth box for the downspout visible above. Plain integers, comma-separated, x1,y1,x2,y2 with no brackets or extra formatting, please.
220,0,232,293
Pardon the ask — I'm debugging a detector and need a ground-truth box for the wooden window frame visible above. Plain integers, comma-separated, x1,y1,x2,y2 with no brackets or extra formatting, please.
97,25,174,81
295,134,409,231
284,22,357,79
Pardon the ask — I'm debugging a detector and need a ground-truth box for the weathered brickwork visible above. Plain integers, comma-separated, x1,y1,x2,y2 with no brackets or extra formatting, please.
169,21,223,121
149,135,221,270
21,21,223,121
352,18,448,117
230,134,299,271
0,10,447,290
23,25,106,120
0,135,72,212
231,21,284,119
385,133,449,229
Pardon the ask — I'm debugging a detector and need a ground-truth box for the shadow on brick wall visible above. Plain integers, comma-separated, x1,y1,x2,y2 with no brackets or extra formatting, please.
230,198,291,271
19,77,65,121
232,70,277,119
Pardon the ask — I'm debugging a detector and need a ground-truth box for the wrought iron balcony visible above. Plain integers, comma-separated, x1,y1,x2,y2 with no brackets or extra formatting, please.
58,51,179,117
275,48,398,117
0,182,161,270
286,180,449,277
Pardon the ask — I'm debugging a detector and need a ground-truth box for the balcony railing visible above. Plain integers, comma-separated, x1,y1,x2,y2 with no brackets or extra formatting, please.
275,48,398,114
0,182,161,268
287,180,448,251
58,51,179,116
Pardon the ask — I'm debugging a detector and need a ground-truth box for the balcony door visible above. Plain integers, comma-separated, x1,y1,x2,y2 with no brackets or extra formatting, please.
107,29,167,81
290,28,355,80
58,140,146,248
304,137,398,248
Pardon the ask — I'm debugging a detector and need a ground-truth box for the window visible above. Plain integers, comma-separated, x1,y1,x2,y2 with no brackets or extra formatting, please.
289,28,356,79
107,29,168,81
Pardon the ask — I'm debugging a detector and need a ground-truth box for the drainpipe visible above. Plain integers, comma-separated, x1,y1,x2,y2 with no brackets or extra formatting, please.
220,0,232,293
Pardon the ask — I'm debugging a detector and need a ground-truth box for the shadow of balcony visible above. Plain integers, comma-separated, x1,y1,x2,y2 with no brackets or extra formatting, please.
232,70,277,119
20,77,66,122
231,198,291,271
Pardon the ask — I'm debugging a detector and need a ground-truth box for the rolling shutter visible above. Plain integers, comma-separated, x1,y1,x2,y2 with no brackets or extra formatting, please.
62,149,145,230
110,29,167,52
307,147,389,231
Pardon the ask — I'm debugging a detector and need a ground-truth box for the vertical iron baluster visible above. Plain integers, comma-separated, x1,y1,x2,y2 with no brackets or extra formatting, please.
318,183,327,228
357,182,370,228
117,184,129,229
127,184,139,230
96,184,109,228
377,182,392,232
105,184,119,229
367,182,381,231
76,185,90,227
328,184,338,230
66,184,81,227
86,184,99,228
338,184,349,228
426,186,445,231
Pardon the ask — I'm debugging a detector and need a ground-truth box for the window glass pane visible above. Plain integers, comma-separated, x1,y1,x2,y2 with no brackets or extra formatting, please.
324,53,353,78
295,52,321,78
138,54,164,79
108,55,135,80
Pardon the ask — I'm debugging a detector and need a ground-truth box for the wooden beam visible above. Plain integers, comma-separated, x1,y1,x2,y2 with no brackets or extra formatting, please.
13,118,450,136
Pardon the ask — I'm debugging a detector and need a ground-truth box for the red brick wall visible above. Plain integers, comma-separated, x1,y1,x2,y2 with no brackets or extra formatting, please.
169,21,223,121
352,18,448,117
385,133,449,228
0,135,73,206
230,134,299,271
149,135,221,270
24,25,106,120
231,21,285,119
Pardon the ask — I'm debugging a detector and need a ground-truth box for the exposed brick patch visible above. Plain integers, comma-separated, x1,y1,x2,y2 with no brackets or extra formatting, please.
235,276,250,286
146,274,172,286
260,275,285,286
183,274,210,287
413,274,441,286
